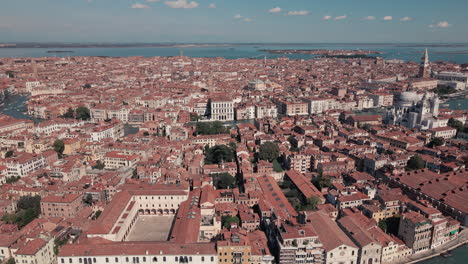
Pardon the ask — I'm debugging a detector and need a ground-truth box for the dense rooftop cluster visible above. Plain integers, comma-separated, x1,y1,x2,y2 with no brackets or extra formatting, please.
0,53,466,264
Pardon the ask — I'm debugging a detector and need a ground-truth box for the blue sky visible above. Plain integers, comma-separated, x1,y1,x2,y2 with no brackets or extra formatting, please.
0,0,467,43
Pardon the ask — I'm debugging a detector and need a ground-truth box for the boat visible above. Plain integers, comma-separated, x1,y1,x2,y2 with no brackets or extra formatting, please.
440,251,452,258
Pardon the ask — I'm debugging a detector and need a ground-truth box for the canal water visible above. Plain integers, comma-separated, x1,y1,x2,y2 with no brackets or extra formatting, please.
417,244,468,264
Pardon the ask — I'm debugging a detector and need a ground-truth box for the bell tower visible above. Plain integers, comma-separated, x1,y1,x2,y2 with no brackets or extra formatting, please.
418,49,430,78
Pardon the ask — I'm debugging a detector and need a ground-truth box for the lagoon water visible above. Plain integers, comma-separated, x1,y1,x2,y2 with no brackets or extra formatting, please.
0,43,468,64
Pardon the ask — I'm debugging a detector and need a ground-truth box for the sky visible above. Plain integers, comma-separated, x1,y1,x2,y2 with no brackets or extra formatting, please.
0,0,467,43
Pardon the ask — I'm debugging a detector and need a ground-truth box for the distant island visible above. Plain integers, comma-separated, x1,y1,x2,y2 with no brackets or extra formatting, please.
260,49,382,57
46,50,74,53
0,43,233,49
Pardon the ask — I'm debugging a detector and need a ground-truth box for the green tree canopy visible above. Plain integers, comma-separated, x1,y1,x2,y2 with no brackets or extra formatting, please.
428,137,444,148
303,196,321,211
195,121,227,135
205,145,235,165
1,196,41,228
212,172,236,189
272,159,284,172
312,175,332,191
448,118,464,132
378,219,388,232
75,106,91,120
407,155,425,171
288,136,299,151
53,139,65,155
92,160,106,170
5,150,14,158
84,194,93,205
221,215,240,229
62,108,75,118
259,141,280,162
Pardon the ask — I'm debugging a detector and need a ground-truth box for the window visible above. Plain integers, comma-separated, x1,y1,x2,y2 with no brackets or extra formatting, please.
201,257,205,262
152,257,157,262
61,259,65,264
69,259,73,263
126,257,129,262
79,259,82,264
105,258,109,263
115,258,118,262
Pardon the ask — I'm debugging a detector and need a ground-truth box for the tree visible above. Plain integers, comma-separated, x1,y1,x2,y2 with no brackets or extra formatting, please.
205,145,234,165
288,136,299,151
428,137,444,148
84,194,93,205
303,196,321,210
190,113,199,122
75,106,91,120
92,210,102,220
92,160,105,170
4,196,42,228
62,108,75,119
312,175,332,191
143,131,150,136
6,258,15,264
407,155,425,171
83,83,91,89
378,219,388,232
212,173,236,189
272,159,283,172
448,118,464,132
258,141,280,162
5,150,14,158
53,139,65,155
195,121,227,135
221,215,240,229
5,176,21,184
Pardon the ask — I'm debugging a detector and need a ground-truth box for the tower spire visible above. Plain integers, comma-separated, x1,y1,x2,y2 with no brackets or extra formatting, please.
418,49,430,78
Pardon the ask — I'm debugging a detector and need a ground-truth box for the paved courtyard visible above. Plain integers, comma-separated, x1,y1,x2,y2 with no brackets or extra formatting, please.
126,215,175,241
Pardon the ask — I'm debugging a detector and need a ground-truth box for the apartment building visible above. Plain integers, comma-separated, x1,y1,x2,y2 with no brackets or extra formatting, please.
41,193,83,218
14,238,55,264
5,152,46,177
398,211,433,253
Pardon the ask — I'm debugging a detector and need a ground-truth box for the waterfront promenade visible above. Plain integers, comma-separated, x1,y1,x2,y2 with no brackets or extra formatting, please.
405,228,468,263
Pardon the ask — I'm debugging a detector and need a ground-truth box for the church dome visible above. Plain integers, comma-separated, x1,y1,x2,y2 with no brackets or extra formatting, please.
399,92,421,103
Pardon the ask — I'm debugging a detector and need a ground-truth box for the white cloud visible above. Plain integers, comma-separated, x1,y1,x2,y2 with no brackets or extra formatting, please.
268,7,281,14
165,0,198,9
323,15,332,20
234,14,242,19
288,10,309,16
363,16,376,21
383,16,393,21
429,21,451,28
208,3,216,8
131,3,150,9
146,0,160,2
400,16,412,22
268,6,281,14
334,15,347,20
244,18,252,22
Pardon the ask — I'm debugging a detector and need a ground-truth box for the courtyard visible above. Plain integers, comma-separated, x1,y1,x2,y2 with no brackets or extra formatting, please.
126,215,175,241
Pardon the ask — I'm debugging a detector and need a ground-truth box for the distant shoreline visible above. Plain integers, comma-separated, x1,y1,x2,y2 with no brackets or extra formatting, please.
1,43,468,49
0,43,234,49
